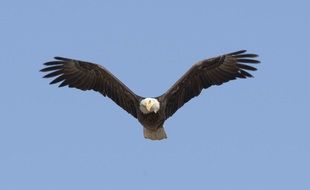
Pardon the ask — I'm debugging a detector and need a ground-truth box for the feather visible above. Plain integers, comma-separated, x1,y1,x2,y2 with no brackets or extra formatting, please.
236,63,257,71
44,61,63,66
50,75,65,84
40,66,63,72
43,70,63,78
234,54,258,58
240,70,253,78
228,50,247,55
237,59,260,64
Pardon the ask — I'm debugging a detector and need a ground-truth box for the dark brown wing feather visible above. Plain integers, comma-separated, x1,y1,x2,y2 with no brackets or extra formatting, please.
157,50,260,119
41,57,140,118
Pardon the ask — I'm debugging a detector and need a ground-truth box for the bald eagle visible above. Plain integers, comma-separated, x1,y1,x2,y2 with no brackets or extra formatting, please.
41,50,259,140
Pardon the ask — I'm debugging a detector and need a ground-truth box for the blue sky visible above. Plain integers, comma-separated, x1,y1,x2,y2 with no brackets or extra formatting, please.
1,0,309,189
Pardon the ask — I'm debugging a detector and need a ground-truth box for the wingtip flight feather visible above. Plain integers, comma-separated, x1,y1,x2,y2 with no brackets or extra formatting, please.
228,50,247,55
235,53,259,58
239,70,253,78
43,61,63,66
40,65,63,72
237,59,260,64
236,64,257,71
54,56,71,61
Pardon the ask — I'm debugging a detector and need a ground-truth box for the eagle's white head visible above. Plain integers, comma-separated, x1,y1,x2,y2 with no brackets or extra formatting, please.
139,98,160,114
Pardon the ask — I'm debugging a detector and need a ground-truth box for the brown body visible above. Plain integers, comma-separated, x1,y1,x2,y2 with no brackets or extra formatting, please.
137,108,165,130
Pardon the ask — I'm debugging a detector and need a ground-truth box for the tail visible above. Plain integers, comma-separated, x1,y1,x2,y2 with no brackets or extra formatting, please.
143,127,167,140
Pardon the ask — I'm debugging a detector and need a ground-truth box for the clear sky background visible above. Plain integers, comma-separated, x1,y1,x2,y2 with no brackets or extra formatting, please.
1,0,309,189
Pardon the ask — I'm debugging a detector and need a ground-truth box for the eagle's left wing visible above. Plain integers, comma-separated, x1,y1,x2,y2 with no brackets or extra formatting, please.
157,50,260,119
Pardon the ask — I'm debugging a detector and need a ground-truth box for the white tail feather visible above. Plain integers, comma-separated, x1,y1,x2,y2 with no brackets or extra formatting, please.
143,127,167,140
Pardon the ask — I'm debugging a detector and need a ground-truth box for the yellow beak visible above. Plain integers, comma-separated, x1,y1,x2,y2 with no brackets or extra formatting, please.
146,101,154,112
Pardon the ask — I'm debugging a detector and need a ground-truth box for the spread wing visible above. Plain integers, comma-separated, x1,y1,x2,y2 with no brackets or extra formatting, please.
157,50,260,119
41,57,141,118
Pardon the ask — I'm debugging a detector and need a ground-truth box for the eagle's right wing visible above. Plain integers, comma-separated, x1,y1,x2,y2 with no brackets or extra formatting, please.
41,57,141,118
